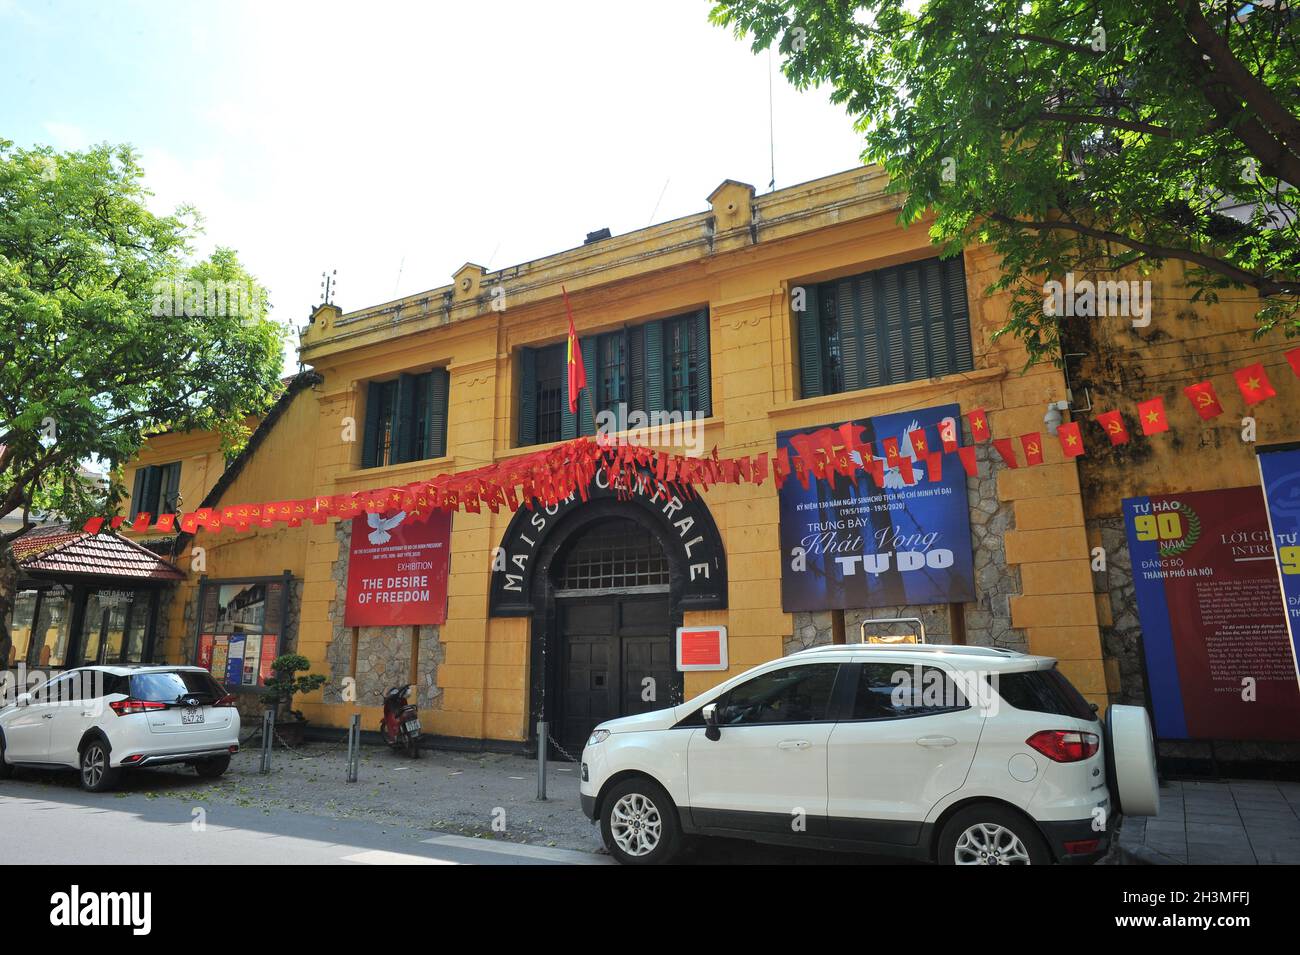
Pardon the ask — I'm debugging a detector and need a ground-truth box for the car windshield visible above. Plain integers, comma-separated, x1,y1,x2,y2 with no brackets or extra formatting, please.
130,670,227,703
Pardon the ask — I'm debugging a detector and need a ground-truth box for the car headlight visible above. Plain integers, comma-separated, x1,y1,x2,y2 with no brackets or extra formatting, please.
586,729,610,746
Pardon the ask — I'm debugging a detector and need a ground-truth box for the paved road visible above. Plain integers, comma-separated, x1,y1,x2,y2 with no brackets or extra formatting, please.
0,779,609,865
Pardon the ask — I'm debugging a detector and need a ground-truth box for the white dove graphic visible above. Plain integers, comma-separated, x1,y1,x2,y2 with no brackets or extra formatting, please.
882,419,928,489
367,511,406,545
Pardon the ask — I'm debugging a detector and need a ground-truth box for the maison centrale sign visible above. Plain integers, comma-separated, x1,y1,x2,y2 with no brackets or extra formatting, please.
488,466,727,616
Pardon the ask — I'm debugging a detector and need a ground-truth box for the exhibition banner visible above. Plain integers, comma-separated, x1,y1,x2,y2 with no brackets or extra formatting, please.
777,403,975,612
1257,445,1300,686
344,509,452,627
1123,486,1300,741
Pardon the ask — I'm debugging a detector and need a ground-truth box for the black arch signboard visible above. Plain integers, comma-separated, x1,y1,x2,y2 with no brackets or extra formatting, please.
488,466,728,617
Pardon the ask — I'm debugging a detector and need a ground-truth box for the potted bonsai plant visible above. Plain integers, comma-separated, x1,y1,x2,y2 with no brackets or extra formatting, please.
261,653,327,747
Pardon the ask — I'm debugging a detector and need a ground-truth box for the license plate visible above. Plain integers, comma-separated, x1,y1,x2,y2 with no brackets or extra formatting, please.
182,707,205,725
403,719,421,734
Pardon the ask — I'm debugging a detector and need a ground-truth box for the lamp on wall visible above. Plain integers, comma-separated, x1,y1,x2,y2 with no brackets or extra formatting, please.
1043,400,1070,435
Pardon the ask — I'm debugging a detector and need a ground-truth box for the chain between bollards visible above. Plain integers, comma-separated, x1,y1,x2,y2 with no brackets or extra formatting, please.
346,713,360,783
259,709,273,774
536,720,547,800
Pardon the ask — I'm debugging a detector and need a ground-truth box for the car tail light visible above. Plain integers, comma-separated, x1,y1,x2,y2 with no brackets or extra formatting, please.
1063,838,1101,855
214,694,237,707
109,698,168,716
1026,730,1100,762
121,754,144,764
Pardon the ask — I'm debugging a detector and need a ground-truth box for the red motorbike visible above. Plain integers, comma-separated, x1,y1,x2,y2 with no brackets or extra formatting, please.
379,684,421,758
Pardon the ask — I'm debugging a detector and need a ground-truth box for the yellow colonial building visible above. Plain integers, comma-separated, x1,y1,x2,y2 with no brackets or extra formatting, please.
97,165,1299,766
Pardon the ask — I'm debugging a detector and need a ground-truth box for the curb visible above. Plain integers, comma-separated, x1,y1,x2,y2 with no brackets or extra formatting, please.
1116,839,1185,865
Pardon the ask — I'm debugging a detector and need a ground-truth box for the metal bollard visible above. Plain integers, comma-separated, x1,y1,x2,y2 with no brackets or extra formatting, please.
536,720,548,801
346,713,360,783
260,709,273,774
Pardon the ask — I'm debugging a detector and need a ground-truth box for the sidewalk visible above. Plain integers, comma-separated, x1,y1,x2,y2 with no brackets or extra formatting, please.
1118,779,1300,864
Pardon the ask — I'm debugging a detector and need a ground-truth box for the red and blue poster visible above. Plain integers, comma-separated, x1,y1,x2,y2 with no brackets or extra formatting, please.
778,403,974,612
1257,444,1300,687
1123,486,1300,741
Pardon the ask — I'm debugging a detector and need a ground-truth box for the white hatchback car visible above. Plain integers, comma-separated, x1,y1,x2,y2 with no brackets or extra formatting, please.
0,665,241,792
580,644,1158,865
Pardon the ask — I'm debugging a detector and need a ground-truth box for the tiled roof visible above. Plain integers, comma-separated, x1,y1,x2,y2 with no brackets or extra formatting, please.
15,527,185,581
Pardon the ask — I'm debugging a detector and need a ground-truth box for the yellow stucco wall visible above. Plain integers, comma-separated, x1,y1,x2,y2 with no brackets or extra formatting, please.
125,166,1120,739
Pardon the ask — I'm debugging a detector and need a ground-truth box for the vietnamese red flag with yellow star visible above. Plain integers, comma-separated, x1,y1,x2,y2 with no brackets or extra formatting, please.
562,285,587,414
1057,421,1085,458
967,408,990,442
1137,396,1169,435
1286,346,1300,379
1096,410,1130,445
907,428,930,457
1183,380,1224,419
83,517,105,534
1019,433,1044,466
1233,362,1276,405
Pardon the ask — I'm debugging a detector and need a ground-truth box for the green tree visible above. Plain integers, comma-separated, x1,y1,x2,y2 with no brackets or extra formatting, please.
0,140,286,665
710,0,1300,362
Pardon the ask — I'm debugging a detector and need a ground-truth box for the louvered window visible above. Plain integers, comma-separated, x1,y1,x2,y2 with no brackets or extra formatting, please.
361,368,450,468
798,256,973,398
518,309,711,447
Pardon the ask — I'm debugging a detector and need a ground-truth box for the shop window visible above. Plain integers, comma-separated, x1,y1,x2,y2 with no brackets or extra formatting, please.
797,256,973,399
194,579,288,689
77,589,154,667
11,585,72,668
517,309,711,447
129,461,181,519
361,368,450,468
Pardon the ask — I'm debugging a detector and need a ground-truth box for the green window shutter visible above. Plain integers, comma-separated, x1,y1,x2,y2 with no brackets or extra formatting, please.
518,349,537,447
692,309,712,416
129,468,147,520
644,319,665,413
578,336,598,435
944,257,974,374
142,466,162,517
163,463,181,512
561,351,578,441
426,368,449,458
361,381,384,468
797,288,825,398
392,373,418,464
628,324,646,418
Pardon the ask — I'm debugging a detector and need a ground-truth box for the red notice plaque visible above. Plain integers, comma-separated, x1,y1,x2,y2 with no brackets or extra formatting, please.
676,626,728,672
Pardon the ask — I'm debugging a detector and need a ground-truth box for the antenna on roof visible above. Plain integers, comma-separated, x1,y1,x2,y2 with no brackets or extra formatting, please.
767,48,776,192
393,257,405,298
320,269,337,306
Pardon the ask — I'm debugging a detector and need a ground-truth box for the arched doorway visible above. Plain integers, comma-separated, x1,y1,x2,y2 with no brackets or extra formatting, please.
548,518,678,754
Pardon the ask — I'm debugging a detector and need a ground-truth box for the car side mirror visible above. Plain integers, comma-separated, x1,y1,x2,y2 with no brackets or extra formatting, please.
702,702,721,741
15,693,32,707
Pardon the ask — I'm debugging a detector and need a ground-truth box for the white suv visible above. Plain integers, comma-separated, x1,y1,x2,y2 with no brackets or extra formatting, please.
0,665,241,792
580,644,1159,865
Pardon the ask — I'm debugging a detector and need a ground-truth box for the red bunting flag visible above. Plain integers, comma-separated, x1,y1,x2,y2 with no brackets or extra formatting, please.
1183,380,1224,420
992,437,1019,468
957,445,978,477
938,418,959,453
1286,346,1300,378
1057,421,1085,458
1019,433,1044,466
1137,396,1169,435
1096,410,1130,445
1233,362,1276,405
907,428,930,457
130,512,152,533
967,408,990,442
882,436,902,466
897,456,915,485
83,517,105,534
154,513,176,533
926,451,943,482
179,513,200,533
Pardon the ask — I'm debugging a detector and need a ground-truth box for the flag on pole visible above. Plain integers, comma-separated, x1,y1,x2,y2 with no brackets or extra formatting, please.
562,286,587,415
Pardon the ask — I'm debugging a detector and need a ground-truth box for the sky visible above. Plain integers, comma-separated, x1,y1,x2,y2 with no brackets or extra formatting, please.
1,0,867,368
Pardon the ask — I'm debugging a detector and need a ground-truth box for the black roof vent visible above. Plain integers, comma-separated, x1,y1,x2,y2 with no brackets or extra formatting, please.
584,228,612,244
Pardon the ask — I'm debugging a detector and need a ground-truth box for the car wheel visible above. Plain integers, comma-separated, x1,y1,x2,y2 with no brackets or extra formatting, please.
599,776,682,865
194,755,231,779
79,739,120,793
937,804,1052,866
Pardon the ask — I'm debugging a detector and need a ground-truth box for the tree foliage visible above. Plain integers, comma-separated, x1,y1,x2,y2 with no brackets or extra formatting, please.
710,0,1300,363
0,140,286,534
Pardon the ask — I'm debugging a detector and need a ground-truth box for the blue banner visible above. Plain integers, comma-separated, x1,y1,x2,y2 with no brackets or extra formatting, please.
1258,445,1300,686
777,403,975,612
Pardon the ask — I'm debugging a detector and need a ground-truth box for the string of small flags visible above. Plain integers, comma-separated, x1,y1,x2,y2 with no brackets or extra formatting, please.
775,346,1300,489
